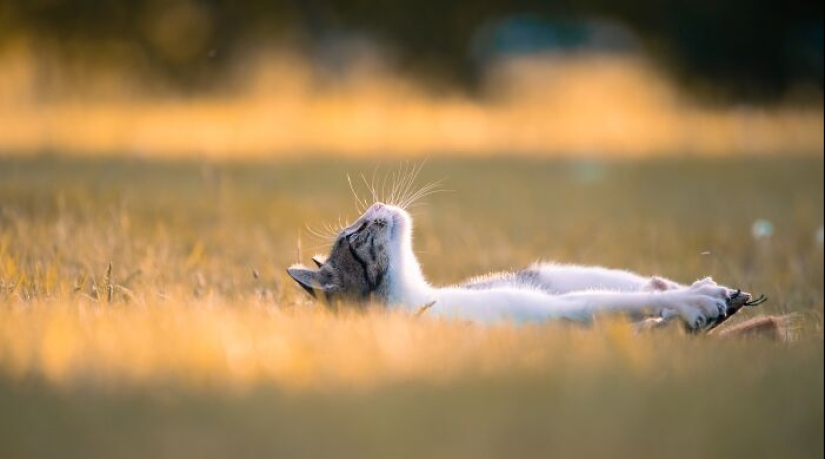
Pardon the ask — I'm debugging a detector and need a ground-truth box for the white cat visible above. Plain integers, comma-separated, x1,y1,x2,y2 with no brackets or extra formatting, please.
289,202,762,332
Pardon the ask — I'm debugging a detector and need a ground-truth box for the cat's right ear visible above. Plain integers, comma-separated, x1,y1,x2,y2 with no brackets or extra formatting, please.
287,266,321,298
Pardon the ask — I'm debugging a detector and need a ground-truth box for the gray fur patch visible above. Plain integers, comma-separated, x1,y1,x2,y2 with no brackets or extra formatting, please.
461,268,551,293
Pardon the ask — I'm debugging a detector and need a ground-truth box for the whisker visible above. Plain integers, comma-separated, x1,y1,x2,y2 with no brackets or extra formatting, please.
304,214,350,243
399,179,444,209
347,174,368,214
346,161,444,214
399,162,422,207
372,166,387,202
406,185,441,209
392,163,412,208
390,167,405,207
360,173,378,205
371,166,383,204
304,224,337,243
387,168,399,206
380,168,391,205
405,162,430,208
323,221,340,236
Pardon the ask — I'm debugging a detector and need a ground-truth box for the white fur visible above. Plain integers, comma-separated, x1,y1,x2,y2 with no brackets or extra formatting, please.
526,263,656,293
370,203,730,328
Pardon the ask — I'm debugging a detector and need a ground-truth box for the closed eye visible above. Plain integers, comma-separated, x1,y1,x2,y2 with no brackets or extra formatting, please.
347,221,369,242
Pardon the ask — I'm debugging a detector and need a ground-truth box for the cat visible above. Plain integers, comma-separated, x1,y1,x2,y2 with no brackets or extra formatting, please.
288,200,765,332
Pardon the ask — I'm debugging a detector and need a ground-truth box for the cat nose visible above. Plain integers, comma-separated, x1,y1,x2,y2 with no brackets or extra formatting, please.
372,202,384,211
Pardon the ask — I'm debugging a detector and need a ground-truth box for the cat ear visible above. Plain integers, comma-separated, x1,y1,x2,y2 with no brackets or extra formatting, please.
287,266,322,298
311,255,327,268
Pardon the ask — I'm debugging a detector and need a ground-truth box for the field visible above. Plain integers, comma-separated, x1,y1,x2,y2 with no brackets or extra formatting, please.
0,155,823,458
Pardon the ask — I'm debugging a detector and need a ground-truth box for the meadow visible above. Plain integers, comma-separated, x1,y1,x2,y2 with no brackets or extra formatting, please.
0,155,822,458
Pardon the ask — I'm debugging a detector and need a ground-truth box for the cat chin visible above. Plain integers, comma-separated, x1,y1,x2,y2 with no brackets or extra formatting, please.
386,208,413,246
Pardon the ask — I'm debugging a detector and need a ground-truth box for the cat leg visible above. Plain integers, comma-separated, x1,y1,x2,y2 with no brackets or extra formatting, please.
529,263,683,294
551,277,732,331
430,279,730,331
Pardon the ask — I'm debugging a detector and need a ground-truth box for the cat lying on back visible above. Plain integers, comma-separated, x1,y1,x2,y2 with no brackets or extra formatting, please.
288,202,762,332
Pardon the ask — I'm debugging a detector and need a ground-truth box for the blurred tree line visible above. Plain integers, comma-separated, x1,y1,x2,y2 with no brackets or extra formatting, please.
0,0,822,101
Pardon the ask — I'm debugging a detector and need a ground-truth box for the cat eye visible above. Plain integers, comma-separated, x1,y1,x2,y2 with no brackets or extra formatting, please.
345,221,367,243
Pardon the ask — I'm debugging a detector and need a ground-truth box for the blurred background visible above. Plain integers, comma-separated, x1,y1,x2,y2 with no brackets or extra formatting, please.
0,0,822,158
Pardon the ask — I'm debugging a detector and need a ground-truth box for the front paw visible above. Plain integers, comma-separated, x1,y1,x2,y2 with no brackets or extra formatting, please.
644,276,681,291
689,277,720,291
661,283,730,332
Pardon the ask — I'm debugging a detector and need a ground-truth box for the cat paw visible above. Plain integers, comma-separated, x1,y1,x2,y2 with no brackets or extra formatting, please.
660,280,731,332
689,277,718,290
644,276,680,291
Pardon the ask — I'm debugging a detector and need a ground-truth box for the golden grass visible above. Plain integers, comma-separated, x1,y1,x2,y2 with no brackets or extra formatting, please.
0,157,821,458
0,156,821,388
0,299,687,390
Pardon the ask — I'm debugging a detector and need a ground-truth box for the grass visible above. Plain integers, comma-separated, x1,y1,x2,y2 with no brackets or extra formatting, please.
0,155,822,458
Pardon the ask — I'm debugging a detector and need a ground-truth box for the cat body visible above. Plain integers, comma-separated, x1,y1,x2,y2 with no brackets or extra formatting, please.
461,263,680,295
288,203,747,331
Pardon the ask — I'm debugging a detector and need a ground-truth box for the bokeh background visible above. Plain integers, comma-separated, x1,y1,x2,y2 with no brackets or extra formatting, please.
0,0,822,157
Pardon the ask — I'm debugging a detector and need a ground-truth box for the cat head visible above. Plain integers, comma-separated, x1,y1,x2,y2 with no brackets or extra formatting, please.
287,202,411,303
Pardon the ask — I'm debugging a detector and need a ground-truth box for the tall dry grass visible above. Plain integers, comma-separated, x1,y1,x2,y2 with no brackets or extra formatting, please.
0,156,821,388
0,157,821,458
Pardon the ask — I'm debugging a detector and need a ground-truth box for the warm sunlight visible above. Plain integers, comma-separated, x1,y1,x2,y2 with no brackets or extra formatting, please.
1,46,821,158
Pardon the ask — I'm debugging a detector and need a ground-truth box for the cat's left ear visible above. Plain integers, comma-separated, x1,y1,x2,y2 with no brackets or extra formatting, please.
287,266,322,298
311,255,327,268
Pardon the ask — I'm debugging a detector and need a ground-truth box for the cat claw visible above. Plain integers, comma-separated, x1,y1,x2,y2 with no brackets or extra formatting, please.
744,294,768,306
704,288,768,333
726,288,767,310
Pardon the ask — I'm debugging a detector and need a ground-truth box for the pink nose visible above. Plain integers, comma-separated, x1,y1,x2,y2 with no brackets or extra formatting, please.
372,202,383,211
